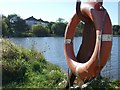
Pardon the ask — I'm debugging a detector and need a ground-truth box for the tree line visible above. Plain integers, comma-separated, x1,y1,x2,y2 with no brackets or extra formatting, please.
2,14,66,37
2,14,120,37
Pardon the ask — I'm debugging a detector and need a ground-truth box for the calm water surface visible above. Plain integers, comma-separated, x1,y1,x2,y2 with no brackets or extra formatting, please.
9,37,120,80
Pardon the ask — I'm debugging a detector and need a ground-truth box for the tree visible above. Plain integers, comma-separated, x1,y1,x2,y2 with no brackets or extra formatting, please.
113,25,120,35
51,22,67,36
75,21,84,36
56,18,65,23
7,14,28,37
2,15,9,37
14,18,28,36
46,22,55,34
31,24,49,37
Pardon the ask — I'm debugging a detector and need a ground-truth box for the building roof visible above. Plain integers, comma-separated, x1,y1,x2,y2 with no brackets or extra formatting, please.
25,16,49,24
38,18,49,24
25,16,38,21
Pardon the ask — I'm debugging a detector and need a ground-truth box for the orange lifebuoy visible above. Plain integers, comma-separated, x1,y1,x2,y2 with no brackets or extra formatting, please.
64,1,112,81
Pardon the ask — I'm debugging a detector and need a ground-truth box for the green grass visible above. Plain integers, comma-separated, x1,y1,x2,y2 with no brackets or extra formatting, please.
85,76,120,90
1,39,67,88
1,38,120,89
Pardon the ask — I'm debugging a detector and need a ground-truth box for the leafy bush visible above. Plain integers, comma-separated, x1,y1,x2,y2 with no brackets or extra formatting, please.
32,60,44,73
47,70,64,86
2,39,46,85
2,39,26,85
31,24,50,37
2,60,27,85
2,39,67,88
51,22,67,36
83,76,120,90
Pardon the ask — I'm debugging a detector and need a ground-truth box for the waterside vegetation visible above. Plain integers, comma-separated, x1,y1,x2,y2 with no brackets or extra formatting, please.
2,14,120,37
2,14,91,37
1,38,120,89
2,39,67,88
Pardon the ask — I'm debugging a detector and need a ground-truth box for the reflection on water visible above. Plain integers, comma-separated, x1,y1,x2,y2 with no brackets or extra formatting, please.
9,37,119,80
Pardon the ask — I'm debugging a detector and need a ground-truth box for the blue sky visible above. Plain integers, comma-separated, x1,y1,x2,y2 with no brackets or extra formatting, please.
0,0,119,25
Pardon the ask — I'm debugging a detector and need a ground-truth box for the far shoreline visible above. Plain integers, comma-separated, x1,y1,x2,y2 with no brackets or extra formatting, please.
2,35,120,38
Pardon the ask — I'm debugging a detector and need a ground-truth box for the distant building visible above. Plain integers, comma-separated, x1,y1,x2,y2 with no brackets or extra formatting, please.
25,16,49,26
38,18,49,25
10,16,18,23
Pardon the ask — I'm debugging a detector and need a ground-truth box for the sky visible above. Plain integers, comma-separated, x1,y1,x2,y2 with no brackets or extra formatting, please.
118,1,120,25
0,0,119,25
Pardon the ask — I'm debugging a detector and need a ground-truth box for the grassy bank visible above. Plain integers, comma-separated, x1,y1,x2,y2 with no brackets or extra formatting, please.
1,39,67,88
1,38,120,89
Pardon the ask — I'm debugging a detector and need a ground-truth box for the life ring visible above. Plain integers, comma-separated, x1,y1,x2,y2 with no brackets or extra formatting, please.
64,1,112,81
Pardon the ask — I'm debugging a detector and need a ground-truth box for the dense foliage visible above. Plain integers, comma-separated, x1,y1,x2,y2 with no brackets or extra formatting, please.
31,24,49,37
2,14,29,37
2,39,67,88
2,14,120,37
113,25,120,35
1,14,83,37
51,22,67,36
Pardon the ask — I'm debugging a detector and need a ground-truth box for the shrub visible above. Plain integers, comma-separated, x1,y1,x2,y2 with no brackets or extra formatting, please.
2,39,67,88
51,22,67,36
2,59,27,85
31,24,50,37
32,61,42,72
